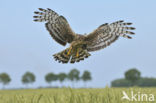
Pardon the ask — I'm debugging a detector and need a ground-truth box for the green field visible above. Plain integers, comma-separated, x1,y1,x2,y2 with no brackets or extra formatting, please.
0,87,155,103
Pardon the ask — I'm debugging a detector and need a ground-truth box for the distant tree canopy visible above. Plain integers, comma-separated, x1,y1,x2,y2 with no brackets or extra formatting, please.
137,78,156,87
0,69,92,89
45,72,58,86
44,69,92,87
68,68,80,82
68,68,80,88
58,72,67,83
22,72,35,85
81,70,92,82
112,68,156,87
125,68,141,86
0,73,11,88
111,79,132,87
81,70,92,87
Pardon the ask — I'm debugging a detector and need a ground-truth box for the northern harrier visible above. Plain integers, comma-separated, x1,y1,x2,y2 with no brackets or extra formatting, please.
33,8,135,63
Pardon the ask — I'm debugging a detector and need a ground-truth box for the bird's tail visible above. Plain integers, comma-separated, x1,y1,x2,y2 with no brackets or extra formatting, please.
53,48,71,63
70,49,91,63
53,48,91,63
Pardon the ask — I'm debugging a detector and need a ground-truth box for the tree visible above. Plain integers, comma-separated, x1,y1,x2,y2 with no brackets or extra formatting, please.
22,72,35,87
68,68,80,88
111,78,132,87
58,73,67,87
45,72,58,87
0,73,11,89
137,78,156,87
125,68,141,86
81,70,92,87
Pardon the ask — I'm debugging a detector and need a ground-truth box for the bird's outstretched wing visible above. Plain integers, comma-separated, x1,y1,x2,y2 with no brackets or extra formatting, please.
85,20,135,51
33,8,76,46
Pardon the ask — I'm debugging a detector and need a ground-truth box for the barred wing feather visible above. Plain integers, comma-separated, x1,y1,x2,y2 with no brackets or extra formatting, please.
33,8,76,46
85,20,135,52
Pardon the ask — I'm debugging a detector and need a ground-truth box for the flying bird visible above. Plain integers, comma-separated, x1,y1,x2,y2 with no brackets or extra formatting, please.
33,8,135,64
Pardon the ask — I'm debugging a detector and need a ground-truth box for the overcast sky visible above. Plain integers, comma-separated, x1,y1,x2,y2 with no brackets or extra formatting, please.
0,0,156,88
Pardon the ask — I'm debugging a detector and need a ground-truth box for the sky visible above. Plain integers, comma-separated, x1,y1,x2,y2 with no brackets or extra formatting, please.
0,0,156,88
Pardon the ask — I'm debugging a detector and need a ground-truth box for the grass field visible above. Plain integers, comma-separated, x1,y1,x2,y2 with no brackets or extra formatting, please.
0,87,155,103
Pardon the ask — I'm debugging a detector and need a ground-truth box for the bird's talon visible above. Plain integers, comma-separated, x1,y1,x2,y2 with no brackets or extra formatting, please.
67,47,72,56
76,51,79,57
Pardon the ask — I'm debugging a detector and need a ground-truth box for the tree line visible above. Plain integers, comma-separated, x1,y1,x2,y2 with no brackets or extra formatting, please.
111,68,156,87
0,68,91,89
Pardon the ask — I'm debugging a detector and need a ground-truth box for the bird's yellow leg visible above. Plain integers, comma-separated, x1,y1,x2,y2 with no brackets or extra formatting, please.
67,47,72,56
76,48,79,57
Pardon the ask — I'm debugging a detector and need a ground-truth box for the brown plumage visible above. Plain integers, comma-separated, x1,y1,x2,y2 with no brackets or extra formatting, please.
33,8,135,63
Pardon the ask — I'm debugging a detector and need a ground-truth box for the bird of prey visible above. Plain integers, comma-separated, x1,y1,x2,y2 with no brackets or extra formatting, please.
33,8,135,64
